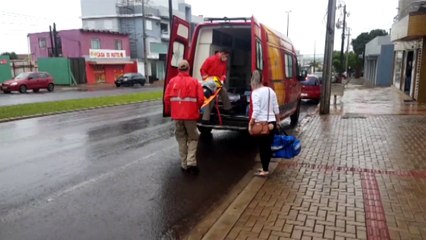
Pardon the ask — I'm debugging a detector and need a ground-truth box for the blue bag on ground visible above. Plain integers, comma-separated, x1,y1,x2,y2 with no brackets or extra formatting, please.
271,135,301,159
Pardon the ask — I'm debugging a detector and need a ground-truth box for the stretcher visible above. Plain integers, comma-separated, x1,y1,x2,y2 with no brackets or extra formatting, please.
200,77,224,125
201,86,222,109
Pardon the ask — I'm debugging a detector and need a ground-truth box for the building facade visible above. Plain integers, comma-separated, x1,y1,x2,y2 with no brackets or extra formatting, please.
391,0,426,101
28,29,137,84
364,36,394,87
80,0,202,82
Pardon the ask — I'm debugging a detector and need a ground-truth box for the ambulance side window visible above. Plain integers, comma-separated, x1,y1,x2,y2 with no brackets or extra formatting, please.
256,41,263,70
285,54,294,79
171,42,185,67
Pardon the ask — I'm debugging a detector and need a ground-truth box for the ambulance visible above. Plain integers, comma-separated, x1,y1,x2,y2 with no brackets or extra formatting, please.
163,16,303,134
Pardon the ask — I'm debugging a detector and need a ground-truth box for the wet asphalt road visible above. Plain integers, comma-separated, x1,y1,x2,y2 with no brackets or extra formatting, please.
0,99,317,239
0,86,162,106
0,101,260,240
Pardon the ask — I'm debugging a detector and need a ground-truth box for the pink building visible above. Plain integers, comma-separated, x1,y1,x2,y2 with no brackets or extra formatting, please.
28,29,137,84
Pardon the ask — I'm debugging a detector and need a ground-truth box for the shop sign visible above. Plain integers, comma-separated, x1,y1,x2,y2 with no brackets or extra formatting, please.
89,49,126,59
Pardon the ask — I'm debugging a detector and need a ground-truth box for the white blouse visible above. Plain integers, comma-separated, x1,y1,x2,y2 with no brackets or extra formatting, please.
251,86,279,122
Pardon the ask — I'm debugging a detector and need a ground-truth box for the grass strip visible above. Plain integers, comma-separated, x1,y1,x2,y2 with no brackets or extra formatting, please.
0,91,163,120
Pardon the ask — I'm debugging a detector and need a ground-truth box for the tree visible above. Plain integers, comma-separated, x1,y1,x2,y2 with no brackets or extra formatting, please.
1,52,18,60
332,51,362,75
351,29,388,57
332,51,343,73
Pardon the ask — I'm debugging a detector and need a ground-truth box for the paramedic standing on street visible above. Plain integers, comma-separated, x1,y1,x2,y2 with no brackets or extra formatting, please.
200,49,233,123
164,60,204,174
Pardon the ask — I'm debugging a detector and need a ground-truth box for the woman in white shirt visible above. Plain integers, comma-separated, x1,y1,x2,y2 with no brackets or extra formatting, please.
249,70,280,176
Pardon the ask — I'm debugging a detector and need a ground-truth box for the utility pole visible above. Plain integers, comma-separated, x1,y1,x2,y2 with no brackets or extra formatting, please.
168,0,173,27
286,11,291,37
320,0,337,114
340,4,347,75
345,27,351,76
313,41,316,73
141,0,149,81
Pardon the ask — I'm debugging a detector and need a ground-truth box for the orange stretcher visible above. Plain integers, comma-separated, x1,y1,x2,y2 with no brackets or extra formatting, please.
201,86,222,109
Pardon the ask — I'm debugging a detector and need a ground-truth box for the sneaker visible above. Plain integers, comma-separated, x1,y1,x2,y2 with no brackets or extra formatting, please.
254,170,269,177
187,166,200,175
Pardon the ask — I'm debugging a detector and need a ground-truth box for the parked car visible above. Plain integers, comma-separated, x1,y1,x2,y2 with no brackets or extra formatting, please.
115,73,146,87
301,75,321,101
1,72,55,93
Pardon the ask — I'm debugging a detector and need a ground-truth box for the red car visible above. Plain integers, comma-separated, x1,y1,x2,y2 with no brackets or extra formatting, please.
301,75,321,101
1,72,55,93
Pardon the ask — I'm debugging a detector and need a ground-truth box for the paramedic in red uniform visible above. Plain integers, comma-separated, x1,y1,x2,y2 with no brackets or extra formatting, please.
200,49,233,123
164,60,204,174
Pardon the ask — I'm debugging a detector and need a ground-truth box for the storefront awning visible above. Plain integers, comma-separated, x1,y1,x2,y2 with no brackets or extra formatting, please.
87,60,134,65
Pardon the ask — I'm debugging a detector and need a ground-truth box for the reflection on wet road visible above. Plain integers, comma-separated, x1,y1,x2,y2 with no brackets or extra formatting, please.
0,101,257,239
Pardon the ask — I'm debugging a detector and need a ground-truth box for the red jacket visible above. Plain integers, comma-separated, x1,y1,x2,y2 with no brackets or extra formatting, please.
200,53,227,81
164,72,204,120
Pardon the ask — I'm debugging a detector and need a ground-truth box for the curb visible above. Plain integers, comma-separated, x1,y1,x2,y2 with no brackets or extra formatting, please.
185,112,313,240
0,98,162,123
185,162,279,240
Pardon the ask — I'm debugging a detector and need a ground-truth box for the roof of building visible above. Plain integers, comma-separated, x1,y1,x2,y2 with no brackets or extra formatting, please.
28,28,128,37
79,28,128,36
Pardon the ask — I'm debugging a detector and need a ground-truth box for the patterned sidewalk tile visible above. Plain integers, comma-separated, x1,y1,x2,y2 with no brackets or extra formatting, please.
224,115,426,240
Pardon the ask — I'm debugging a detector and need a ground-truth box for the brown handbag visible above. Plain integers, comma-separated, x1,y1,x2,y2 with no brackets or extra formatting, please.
249,122,270,135
249,89,271,136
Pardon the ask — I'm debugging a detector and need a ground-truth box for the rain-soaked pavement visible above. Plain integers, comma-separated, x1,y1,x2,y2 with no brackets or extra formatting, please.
197,79,426,240
0,100,316,239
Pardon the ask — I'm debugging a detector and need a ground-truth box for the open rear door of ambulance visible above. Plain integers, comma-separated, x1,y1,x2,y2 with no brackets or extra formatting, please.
163,16,191,117
251,16,263,74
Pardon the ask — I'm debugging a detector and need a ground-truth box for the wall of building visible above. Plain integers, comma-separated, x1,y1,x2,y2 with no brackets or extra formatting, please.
398,0,419,17
83,18,121,32
85,62,137,84
28,32,53,60
80,0,200,78
364,36,393,87
376,44,395,86
59,30,84,58
365,36,391,56
364,56,377,86
81,0,117,17
417,38,426,103
79,31,131,58
29,30,131,61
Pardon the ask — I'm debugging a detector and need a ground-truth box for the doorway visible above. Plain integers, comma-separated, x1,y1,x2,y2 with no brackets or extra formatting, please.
93,65,106,83
404,51,414,94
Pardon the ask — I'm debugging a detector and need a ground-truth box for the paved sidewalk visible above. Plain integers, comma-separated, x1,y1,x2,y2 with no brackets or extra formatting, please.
187,79,426,240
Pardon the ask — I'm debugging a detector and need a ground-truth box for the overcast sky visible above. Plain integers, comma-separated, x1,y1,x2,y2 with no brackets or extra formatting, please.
0,0,398,55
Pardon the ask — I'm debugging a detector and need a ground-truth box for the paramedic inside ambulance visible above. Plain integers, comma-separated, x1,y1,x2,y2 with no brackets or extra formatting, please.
200,49,233,123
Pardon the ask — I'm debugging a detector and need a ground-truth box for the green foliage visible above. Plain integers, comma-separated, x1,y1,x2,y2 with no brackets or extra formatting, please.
1,52,18,60
0,91,163,120
332,51,362,74
332,51,344,73
347,51,362,69
352,29,388,57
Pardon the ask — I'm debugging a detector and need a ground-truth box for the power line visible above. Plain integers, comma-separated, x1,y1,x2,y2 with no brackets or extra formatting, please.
0,10,53,22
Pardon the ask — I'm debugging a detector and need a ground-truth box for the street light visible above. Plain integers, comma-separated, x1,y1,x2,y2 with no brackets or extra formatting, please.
285,10,291,37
